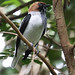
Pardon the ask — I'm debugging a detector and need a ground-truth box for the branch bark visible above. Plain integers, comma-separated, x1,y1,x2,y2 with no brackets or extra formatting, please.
52,0,75,75
0,11,57,75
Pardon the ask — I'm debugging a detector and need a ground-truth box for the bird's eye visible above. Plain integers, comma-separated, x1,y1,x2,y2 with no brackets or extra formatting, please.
38,3,44,11
38,3,44,7
38,3,50,12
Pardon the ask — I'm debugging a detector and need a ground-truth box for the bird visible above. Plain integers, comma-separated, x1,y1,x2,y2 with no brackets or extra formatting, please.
11,2,50,68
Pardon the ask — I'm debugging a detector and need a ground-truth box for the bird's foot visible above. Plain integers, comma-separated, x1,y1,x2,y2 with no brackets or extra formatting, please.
30,42,36,53
34,49,40,58
36,49,39,56
30,43,40,57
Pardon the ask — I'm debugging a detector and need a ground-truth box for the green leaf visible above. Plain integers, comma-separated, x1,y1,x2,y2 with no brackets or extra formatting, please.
2,67,18,75
0,48,14,57
60,66,68,72
4,34,13,41
22,59,31,65
23,0,31,2
34,60,42,65
4,48,15,52
1,0,21,6
41,0,52,5
0,56,7,59
3,32,16,41
0,52,10,55
47,50,63,66
0,21,10,32
21,6,28,13
64,0,75,30
0,51,13,57
69,38,75,44
41,36,51,44
0,0,8,5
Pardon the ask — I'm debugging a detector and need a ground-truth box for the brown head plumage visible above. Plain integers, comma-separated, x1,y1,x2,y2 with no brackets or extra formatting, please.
28,2,46,12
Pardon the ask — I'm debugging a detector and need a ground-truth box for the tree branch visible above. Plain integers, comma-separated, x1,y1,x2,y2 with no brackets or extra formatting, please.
52,0,75,75
6,0,35,16
0,11,57,75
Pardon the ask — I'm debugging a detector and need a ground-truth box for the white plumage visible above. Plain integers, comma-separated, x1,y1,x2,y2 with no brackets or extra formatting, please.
22,12,44,45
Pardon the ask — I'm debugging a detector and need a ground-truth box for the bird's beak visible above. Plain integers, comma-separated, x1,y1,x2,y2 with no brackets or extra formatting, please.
43,4,50,12
44,4,50,7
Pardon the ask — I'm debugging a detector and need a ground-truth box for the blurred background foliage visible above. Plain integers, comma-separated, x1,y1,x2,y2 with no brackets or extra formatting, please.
0,0,75,75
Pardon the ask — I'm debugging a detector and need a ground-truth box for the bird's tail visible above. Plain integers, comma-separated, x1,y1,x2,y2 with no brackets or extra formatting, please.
11,49,32,68
11,53,21,68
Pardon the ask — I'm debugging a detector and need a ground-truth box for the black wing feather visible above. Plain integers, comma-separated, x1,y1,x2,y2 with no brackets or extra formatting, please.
19,14,31,34
15,14,31,56
41,14,47,36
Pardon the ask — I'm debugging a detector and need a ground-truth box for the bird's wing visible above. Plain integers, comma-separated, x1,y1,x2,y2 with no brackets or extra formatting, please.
42,28,45,36
42,16,47,36
15,14,31,56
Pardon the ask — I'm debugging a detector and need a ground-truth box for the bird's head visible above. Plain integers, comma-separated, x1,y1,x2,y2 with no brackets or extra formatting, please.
28,2,50,13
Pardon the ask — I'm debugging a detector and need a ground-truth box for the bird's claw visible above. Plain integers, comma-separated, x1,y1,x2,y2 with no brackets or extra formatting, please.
34,49,39,59
30,42,40,57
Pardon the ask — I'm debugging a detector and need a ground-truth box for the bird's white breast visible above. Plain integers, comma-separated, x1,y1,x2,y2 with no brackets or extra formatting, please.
21,12,44,46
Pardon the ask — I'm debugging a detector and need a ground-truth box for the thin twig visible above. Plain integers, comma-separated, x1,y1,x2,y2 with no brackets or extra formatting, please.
0,31,17,36
38,44,61,51
67,20,71,28
0,11,57,75
9,12,28,20
43,35,61,47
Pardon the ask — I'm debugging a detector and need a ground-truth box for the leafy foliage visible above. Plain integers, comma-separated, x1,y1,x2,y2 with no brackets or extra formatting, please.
22,59,31,65
0,0,8,5
34,59,42,65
